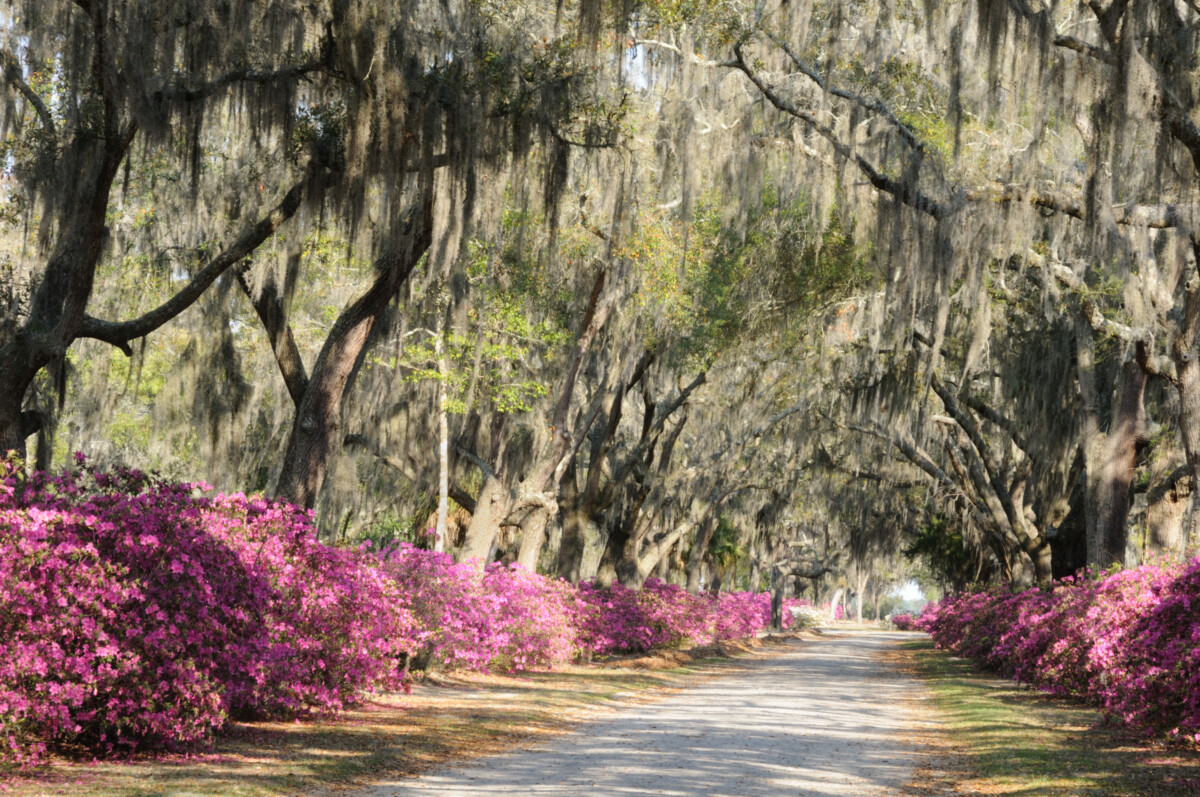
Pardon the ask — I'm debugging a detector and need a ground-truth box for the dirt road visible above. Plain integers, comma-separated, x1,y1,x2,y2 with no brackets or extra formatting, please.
349,631,926,796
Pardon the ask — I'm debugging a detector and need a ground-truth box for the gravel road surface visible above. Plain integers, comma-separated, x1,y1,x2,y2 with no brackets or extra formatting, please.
350,630,924,797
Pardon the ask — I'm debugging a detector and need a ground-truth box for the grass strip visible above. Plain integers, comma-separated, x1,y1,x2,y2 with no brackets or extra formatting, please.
900,637,1200,796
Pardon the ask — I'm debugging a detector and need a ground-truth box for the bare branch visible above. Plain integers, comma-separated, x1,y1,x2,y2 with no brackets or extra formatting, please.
235,256,310,407
612,371,708,485
984,184,1199,232
344,433,420,482
456,444,498,480
633,39,727,68
959,391,1030,454
1041,256,1159,348
1163,97,1200,179
839,418,959,494
761,30,925,155
1052,34,1116,65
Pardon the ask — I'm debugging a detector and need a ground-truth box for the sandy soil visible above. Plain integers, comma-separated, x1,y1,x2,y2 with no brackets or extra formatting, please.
346,631,926,797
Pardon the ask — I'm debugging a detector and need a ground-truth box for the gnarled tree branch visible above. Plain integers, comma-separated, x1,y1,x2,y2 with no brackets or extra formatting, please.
78,177,308,354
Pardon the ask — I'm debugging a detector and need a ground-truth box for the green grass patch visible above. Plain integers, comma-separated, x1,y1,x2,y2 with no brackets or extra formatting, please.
904,638,1200,796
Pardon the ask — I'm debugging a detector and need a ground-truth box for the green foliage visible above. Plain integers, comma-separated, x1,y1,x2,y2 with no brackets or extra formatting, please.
289,103,347,170
903,515,979,592
350,509,427,550
708,515,744,584
639,0,750,45
686,185,874,361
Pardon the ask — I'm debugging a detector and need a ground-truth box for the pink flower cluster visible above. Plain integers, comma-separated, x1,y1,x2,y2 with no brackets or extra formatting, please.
0,464,415,766
890,613,917,631
387,546,790,662
382,546,578,671
1,464,788,766
919,559,1200,742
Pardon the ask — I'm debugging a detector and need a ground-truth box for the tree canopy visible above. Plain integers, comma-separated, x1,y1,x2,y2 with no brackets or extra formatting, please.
3,0,1199,600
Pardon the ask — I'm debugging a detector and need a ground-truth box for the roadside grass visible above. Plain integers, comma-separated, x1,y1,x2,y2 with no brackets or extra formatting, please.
1,637,797,797
899,638,1200,796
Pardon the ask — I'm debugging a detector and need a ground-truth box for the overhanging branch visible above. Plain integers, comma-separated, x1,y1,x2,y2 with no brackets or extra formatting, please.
2,50,57,149
727,46,951,221
78,177,308,354
156,59,327,103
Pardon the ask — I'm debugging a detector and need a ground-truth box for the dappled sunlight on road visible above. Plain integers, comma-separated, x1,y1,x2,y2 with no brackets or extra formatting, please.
354,632,923,796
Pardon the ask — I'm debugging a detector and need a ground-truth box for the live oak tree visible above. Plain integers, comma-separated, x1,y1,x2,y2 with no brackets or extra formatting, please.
0,0,623,511
630,0,1200,578
14,0,1200,598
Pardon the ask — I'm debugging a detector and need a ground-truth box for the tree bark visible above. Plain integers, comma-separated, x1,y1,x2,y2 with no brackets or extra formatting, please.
1092,354,1147,568
1170,275,1200,550
930,374,1053,587
770,563,785,630
654,541,673,580
828,587,845,621
458,267,614,569
554,352,654,581
685,515,717,594
1075,321,1147,570
556,503,592,582
515,507,548,571
458,472,507,563
435,328,449,553
275,200,433,508
854,567,867,624
1146,466,1189,555
0,122,137,456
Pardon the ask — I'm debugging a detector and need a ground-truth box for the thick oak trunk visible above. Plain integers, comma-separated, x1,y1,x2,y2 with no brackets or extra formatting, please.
459,267,614,571
1171,279,1200,550
459,474,507,563
275,203,432,509
685,515,717,594
1079,353,1147,569
515,506,551,571
1101,356,1147,565
854,567,867,624
0,388,32,459
556,506,591,582
0,129,135,456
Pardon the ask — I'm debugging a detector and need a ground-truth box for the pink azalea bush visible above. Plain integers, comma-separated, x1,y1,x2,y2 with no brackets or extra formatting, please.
0,463,415,765
383,545,504,671
572,580,793,655
483,562,579,670
890,613,917,631
713,590,772,638
919,559,1200,742
1,462,784,767
383,546,581,672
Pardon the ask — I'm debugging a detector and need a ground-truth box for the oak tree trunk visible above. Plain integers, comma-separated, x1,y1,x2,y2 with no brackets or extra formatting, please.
1080,355,1147,569
275,204,433,509
1171,279,1200,551
685,515,717,594
459,474,507,563
516,505,551,571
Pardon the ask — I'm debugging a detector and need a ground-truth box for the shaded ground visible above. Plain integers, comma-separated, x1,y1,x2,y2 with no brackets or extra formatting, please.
894,638,1200,796
11,628,1199,796
348,630,928,797
0,636,801,797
